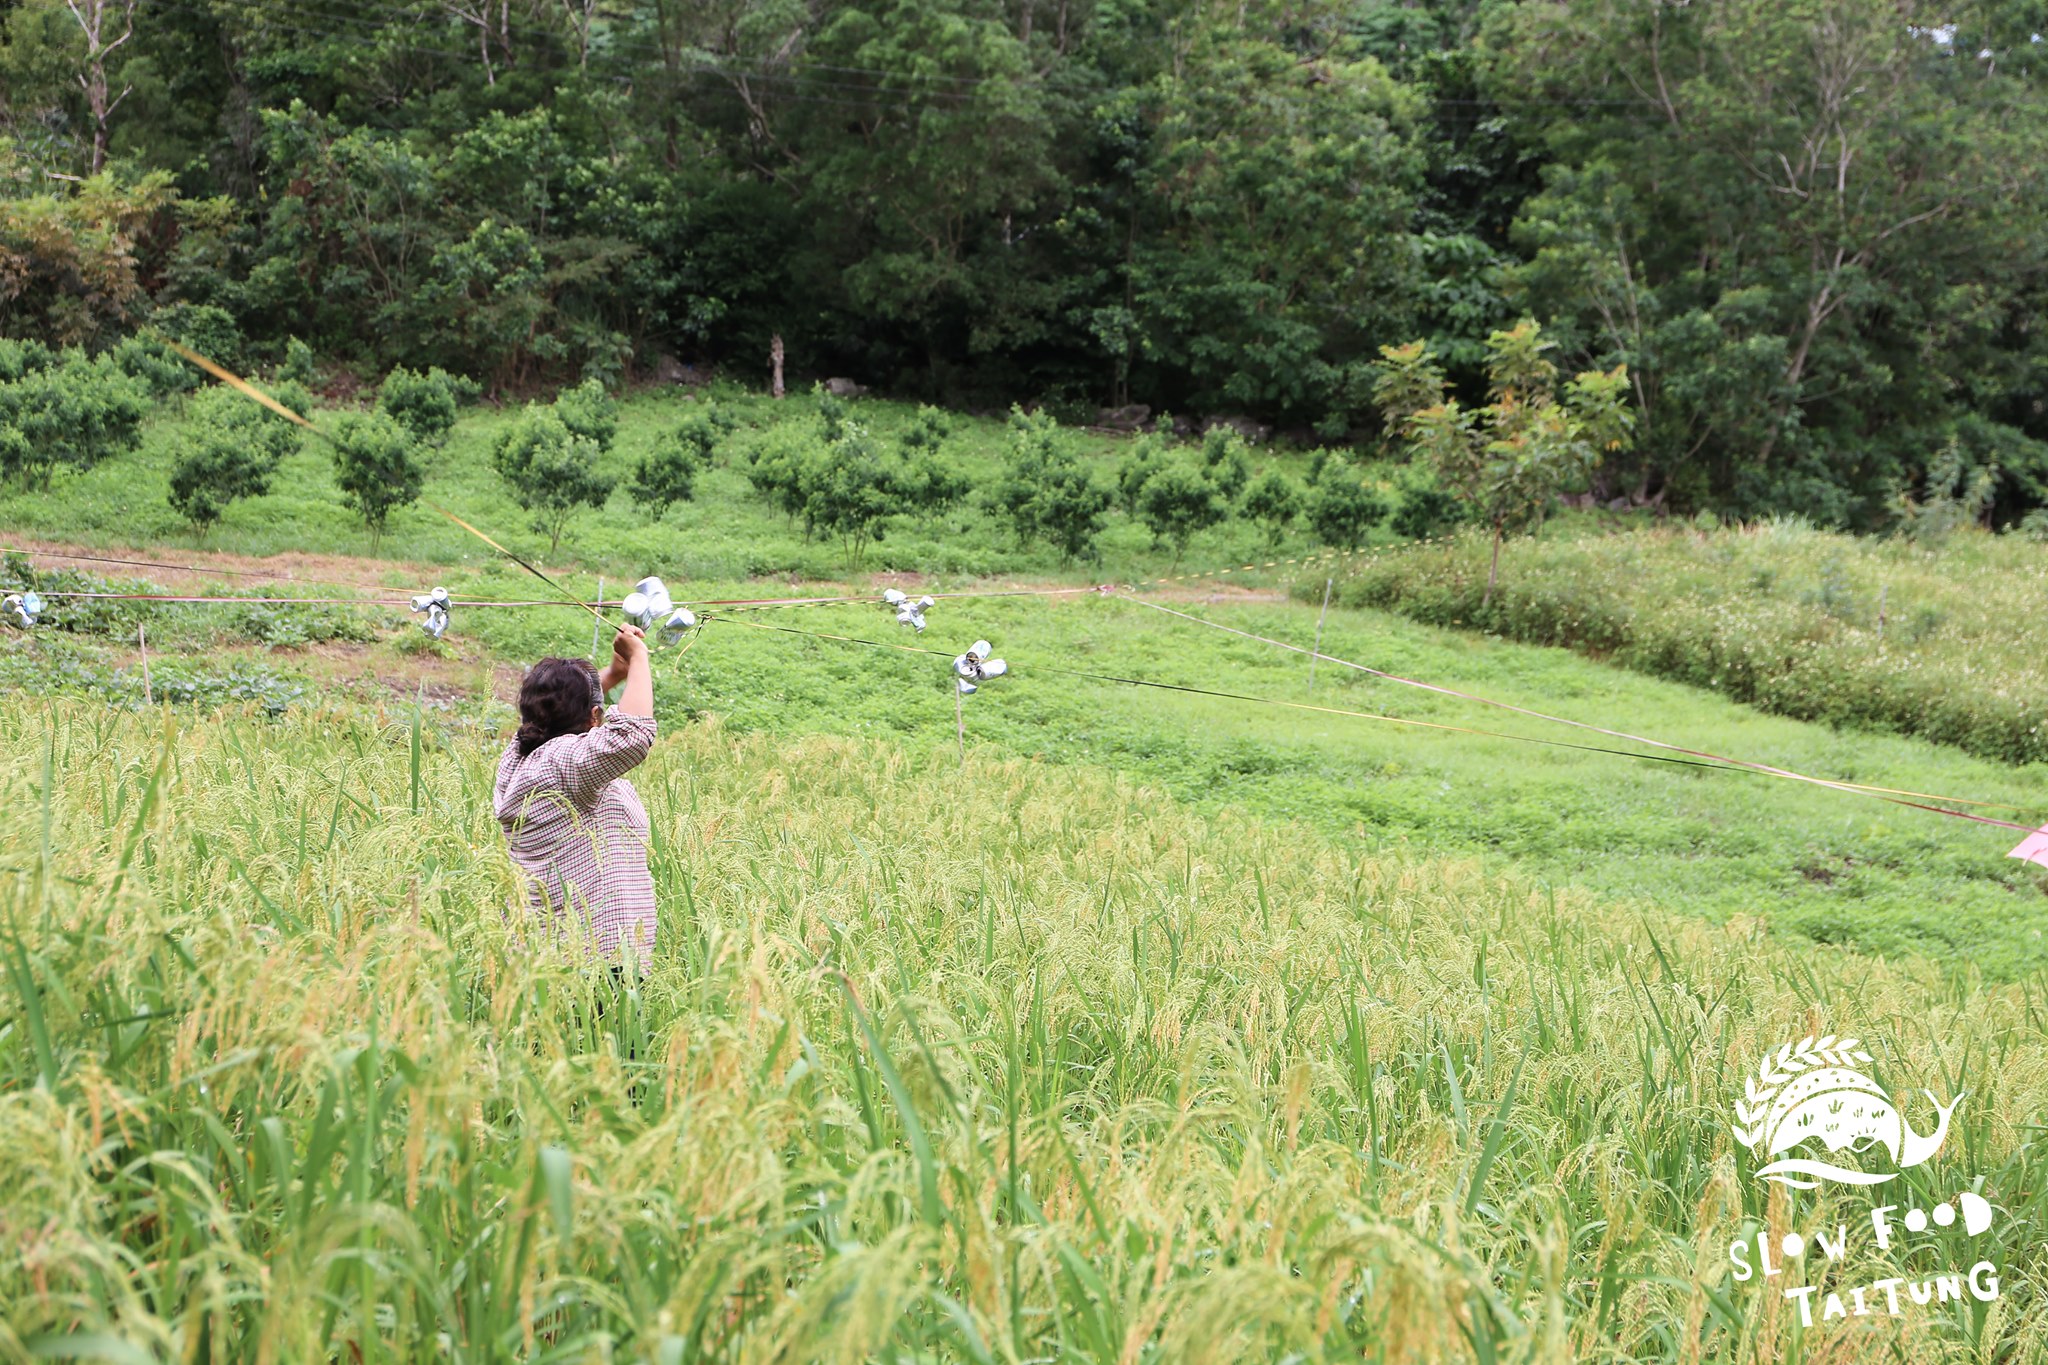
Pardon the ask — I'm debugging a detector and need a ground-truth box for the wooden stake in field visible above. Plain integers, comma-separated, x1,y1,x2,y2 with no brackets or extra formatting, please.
1309,578,1332,690
591,576,605,659
954,684,966,764
137,622,151,705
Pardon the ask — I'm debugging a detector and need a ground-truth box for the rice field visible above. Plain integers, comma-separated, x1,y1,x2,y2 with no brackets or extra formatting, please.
5,696,2046,1361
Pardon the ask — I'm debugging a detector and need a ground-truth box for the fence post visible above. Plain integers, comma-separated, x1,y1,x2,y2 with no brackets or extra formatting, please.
954,685,966,764
1309,578,1333,689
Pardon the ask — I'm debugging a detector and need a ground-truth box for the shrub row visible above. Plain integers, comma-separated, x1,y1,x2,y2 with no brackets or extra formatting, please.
741,394,1466,567
1319,522,2048,765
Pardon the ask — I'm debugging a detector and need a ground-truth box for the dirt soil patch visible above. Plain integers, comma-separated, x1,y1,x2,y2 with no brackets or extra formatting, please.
12,538,1294,608
9,538,441,594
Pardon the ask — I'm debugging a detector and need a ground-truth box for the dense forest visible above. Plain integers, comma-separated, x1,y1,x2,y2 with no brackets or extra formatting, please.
3,0,2047,526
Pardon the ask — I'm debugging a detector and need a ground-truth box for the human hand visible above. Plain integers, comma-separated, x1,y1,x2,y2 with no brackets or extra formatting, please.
612,624,648,667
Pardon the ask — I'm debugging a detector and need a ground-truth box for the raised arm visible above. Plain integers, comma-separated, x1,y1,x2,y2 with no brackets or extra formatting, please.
559,626,655,804
604,624,652,718
597,623,634,696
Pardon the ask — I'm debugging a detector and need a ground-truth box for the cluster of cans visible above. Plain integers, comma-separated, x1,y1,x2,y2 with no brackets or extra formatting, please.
619,577,698,646
881,587,936,633
2,590,43,629
406,576,701,647
409,586,452,639
876,587,1009,695
953,640,1008,695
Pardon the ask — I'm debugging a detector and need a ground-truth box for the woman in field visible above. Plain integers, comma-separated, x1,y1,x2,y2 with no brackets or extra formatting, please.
494,624,658,970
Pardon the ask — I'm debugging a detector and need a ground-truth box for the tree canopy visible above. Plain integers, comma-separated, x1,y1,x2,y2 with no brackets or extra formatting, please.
3,0,2046,526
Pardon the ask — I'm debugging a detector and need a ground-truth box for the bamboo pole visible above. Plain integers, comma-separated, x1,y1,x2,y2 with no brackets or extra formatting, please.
1309,578,1332,689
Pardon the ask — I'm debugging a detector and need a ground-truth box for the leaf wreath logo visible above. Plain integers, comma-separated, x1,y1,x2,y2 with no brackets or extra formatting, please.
1732,1035,1963,1189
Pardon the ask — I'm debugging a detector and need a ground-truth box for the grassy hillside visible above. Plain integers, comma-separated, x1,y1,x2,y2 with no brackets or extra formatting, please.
0,388,1351,585
1322,520,2048,765
5,698,2046,1360
13,387,2045,779
5,567,2046,977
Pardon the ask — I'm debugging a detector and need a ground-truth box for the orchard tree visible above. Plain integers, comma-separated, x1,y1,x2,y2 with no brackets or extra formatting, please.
665,403,736,470
553,377,618,452
492,407,616,553
896,405,967,518
900,450,969,521
746,429,817,532
814,384,850,441
167,387,303,534
991,408,1112,563
1116,434,1171,518
0,351,151,488
1375,322,1631,605
0,339,54,382
154,303,247,374
1031,462,1114,564
1389,466,1463,540
1135,462,1228,567
631,415,724,515
378,366,476,447
898,405,953,460
803,424,902,566
1306,472,1389,551
109,335,197,397
1242,470,1303,546
269,380,316,422
279,338,318,387
1197,428,1251,501
332,412,424,548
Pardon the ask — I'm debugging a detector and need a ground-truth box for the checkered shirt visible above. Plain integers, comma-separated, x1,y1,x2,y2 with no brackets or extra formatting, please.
493,711,658,964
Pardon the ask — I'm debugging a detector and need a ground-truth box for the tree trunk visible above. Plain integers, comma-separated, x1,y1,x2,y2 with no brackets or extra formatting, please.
442,1,496,84
770,334,785,398
558,0,595,69
653,0,681,168
64,0,136,175
1482,517,1503,609
1753,288,1833,469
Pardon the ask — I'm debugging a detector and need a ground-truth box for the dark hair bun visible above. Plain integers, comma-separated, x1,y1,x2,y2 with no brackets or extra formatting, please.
515,657,601,755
